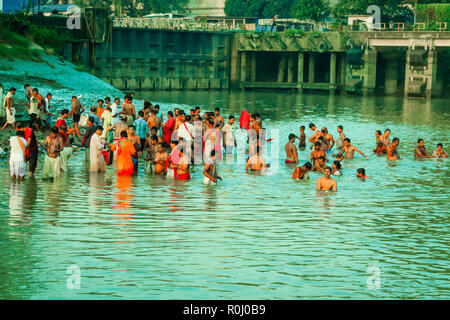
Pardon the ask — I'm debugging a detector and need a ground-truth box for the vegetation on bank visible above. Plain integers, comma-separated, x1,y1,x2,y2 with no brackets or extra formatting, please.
0,11,68,60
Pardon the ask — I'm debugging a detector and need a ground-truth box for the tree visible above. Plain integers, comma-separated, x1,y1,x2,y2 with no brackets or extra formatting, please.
291,0,330,21
224,0,296,18
333,0,406,17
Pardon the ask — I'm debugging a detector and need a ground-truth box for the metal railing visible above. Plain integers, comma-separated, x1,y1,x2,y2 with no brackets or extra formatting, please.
113,17,246,31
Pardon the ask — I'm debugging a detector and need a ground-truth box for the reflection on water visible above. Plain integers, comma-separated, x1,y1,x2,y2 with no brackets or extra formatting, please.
0,91,449,299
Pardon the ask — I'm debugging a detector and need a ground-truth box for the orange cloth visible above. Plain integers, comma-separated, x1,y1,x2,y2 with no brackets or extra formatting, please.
111,139,136,176
96,107,105,119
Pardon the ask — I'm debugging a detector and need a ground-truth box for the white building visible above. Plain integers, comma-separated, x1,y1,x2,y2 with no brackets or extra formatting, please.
186,0,225,17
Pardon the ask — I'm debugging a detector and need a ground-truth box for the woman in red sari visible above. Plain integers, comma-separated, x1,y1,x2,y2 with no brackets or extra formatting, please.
163,111,175,145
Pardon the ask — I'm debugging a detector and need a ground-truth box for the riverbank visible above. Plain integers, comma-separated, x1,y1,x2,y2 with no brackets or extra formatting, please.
0,49,125,152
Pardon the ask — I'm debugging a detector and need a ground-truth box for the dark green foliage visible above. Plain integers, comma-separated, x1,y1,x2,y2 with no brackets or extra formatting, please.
291,0,330,21
225,0,296,18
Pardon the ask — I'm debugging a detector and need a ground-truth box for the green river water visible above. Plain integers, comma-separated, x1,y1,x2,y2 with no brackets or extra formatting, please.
0,91,448,299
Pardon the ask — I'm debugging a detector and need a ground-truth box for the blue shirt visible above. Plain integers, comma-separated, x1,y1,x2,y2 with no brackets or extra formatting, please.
133,117,149,139
88,112,101,127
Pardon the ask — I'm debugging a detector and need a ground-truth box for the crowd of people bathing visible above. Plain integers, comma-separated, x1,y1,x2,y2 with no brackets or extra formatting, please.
2,86,448,191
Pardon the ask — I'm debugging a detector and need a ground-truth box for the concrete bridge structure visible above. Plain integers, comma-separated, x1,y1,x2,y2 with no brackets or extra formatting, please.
61,12,450,98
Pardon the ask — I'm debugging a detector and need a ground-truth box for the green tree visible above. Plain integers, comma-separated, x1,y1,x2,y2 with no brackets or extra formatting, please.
291,0,330,21
224,0,296,18
333,0,406,17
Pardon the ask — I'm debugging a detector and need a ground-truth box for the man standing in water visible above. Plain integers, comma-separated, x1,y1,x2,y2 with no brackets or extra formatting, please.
285,134,298,164
108,115,129,141
70,96,85,139
381,129,391,152
387,137,402,161
122,95,136,126
29,88,40,131
335,125,345,152
43,127,63,180
414,139,433,159
342,138,368,159
90,125,106,173
222,115,237,154
176,145,191,180
317,166,337,191
56,109,75,172
297,125,306,149
83,117,97,163
321,127,335,151
308,123,321,144
15,122,38,177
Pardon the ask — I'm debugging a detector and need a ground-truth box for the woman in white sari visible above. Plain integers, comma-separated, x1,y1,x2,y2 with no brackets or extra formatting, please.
90,126,106,172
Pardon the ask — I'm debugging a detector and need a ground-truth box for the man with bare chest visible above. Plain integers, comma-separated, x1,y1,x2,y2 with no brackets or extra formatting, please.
317,166,337,191
122,95,136,125
43,127,63,180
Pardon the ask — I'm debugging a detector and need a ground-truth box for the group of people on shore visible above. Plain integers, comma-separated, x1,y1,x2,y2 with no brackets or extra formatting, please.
2,86,448,191
285,123,448,191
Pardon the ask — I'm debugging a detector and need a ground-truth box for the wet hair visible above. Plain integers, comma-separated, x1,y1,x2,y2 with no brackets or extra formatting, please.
338,125,343,130
128,125,135,130
392,137,399,143
144,101,151,109
314,141,321,147
120,131,128,138
304,162,312,170
138,110,144,117
376,130,381,135
114,97,120,103
61,109,69,115
167,111,174,117
195,106,200,111
98,99,104,104
214,108,220,112
289,133,296,140
384,129,391,133
344,138,351,143
46,92,52,97
88,117,95,124
16,130,24,137
333,160,342,170
51,127,59,134
154,105,160,109
324,166,332,172
211,150,216,157
229,115,235,120
309,123,315,128
418,138,423,143
437,143,443,148
96,125,103,131
300,125,305,130
72,96,77,99
321,127,328,133
357,168,366,175
32,88,38,93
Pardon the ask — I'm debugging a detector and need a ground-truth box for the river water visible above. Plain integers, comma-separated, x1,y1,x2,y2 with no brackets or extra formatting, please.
0,91,448,299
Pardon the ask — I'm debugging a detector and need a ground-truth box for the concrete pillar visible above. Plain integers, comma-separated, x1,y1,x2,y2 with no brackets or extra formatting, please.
427,50,438,98
330,52,337,88
240,51,247,83
230,36,240,90
339,53,346,86
308,52,315,83
362,49,377,94
250,52,256,82
278,54,287,83
297,52,304,85
287,54,294,83
385,53,398,94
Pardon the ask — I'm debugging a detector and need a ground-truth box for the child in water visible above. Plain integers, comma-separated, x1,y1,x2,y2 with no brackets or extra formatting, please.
356,168,368,179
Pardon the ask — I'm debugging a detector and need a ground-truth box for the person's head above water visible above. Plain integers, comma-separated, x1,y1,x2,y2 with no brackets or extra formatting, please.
392,137,400,146
332,160,342,170
309,123,316,130
344,138,351,145
324,166,332,176
356,168,366,178
288,133,296,142
417,138,424,146
337,125,343,132
437,143,443,150
303,162,312,170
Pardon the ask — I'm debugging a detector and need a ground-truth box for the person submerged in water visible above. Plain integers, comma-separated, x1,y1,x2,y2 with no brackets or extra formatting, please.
245,147,267,172
317,166,337,191
203,150,222,185
176,144,191,181
356,168,368,179
387,137,402,161
310,141,327,171
343,138,368,159
331,160,342,176
292,161,312,180
432,143,448,158
285,133,298,164
414,138,433,159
